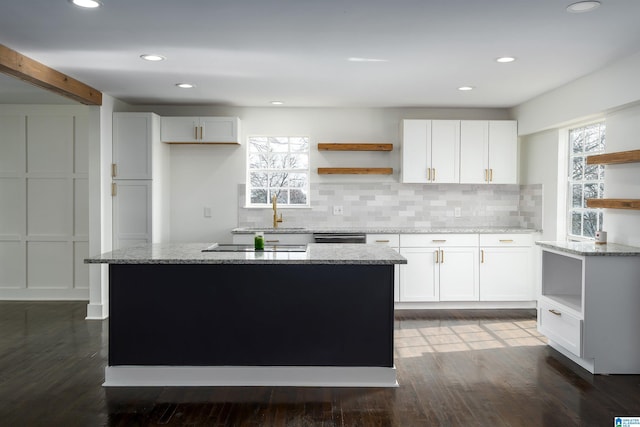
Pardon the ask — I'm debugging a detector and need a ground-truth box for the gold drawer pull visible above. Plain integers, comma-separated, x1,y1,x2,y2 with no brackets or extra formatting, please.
499,239,514,243
549,309,562,316
375,240,390,243
432,239,446,243
427,168,432,181
481,249,484,263
435,251,439,264
432,168,436,181
265,240,280,243
440,249,444,263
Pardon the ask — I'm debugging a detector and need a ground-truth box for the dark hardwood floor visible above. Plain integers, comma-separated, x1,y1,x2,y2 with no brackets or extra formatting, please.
1,302,639,426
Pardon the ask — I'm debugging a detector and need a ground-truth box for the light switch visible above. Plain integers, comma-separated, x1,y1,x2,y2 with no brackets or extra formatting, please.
454,207,461,218
204,207,212,218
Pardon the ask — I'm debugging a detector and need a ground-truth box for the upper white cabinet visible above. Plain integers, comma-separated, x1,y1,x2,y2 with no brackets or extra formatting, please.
161,116,240,144
460,120,518,184
401,120,459,183
113,113,153,179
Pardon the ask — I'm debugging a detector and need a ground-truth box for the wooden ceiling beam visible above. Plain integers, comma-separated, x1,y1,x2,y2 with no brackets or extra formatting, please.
0,44,102,106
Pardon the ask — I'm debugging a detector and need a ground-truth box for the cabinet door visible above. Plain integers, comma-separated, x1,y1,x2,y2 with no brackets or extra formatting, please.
399,247,439,301
488,121,518,184
160,117,199,143
431,120,459,183
112,180,152,250
480,247,533,300
439,247,479,301
113,113,152,179
401,120,431,183
459,120,489,184
200,117,239,143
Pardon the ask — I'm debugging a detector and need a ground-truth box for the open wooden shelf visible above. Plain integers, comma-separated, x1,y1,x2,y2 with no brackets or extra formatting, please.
317,167,393,175
586,199,640,210
586,149,640,165
317,143,393,151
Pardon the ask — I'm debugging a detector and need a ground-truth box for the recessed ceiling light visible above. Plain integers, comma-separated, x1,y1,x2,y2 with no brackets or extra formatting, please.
458,86,475,91
270,101,284,105
566,1,600,13
496,56,516,63
347,57,388,63
69,0,102,8
140,54,166,62
176,83,195,89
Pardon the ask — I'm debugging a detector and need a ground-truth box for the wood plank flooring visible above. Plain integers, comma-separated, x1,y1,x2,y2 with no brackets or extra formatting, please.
1,302,639,426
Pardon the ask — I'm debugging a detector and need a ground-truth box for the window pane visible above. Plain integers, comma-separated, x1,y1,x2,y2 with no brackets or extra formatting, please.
571,157,583,180
584,125,601,153
288,173,307,188
270,190,287,204
288,153,309,169
570,129,584,154
584,164,598,180
290,189,307,205
249,153,269,169
249,137,269,153
598,211,604,230
599,182,605,198
269,137,289,152
571,212,582,235
572,184,583,208
583,211,597,238
250,172,268,188
250,189,268,204
583,183,598,205
290,137,309,152
269,172,289,187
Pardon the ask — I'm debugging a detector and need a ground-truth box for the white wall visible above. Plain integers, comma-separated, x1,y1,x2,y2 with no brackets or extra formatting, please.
123,106,510,242
515,50,640,246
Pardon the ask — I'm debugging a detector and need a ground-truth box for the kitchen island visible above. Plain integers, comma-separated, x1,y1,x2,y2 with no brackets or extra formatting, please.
86,243,407,387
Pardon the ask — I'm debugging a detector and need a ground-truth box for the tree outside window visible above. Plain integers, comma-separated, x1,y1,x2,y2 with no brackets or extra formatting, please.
568,122,605,239
247,136,310,207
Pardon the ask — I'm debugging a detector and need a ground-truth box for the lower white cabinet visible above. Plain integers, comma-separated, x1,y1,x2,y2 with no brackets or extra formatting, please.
112,180,152,250
479,234,533,301
399,234,479,302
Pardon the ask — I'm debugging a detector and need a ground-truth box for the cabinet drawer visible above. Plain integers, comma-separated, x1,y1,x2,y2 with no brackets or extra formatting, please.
366,234,400,247
400,233,478,247
480,233,533,246
538,300,582,357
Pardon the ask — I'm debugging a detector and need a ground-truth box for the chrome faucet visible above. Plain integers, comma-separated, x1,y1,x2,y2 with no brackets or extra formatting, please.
272,195,283,228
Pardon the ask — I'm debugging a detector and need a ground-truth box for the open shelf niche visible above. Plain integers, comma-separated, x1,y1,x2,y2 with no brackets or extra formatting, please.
586,149,640,210
317,142,394,175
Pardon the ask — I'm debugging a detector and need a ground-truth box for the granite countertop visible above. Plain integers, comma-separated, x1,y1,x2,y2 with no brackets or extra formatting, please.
231,227,539,234
85,243,407,265
536,241,640,256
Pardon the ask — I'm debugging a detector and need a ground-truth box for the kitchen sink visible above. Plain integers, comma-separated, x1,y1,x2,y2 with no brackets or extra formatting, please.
202,243,308,252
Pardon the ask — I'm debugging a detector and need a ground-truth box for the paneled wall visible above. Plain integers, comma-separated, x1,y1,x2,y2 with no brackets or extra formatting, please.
0,106,89,300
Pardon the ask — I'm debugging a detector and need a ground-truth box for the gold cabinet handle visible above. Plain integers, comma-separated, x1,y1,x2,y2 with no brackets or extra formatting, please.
484,169,488,182
549,309,562,316
375,240,390,243
111,182,117,197
200,126,204,140
489,168,493,182
433,168,436,181
111,163,117,178
440,249,444,263
435,250,439,264
427,168,432,181
195,126,198,139
499,239,514,243
432,239,446,243
481,249,484,263
265,240,280,243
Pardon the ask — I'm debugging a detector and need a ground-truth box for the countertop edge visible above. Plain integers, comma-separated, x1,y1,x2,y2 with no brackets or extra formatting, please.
232,227,541,235
535,241,640,256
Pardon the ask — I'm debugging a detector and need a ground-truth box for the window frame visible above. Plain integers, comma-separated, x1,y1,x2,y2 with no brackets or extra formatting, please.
245,135,311,208
566,121,606,241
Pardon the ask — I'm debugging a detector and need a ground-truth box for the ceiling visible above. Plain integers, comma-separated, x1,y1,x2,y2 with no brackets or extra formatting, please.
1,0,640,108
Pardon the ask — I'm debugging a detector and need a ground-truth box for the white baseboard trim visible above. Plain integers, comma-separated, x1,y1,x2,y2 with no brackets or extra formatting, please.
104,365,398,388
85,303,108,320
394,301,537,310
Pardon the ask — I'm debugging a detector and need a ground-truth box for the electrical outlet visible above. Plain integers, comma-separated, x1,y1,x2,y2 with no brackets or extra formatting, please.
454,207,461,218
333,206,344,215
204,207,212,218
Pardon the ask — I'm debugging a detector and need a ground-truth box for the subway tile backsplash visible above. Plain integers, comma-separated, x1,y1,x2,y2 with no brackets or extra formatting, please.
238,183,543,230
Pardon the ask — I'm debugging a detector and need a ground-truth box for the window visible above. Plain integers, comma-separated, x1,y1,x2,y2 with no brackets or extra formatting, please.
246,136,310,207
567,122,605,239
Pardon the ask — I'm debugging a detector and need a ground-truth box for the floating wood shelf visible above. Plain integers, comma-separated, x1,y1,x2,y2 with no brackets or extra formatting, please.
586,149,640,165
586,199,640,210
318,143,393,151
318,167,393,175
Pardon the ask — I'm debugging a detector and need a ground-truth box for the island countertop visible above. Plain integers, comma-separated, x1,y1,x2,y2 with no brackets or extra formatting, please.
535,241,640,256
85,242,407,265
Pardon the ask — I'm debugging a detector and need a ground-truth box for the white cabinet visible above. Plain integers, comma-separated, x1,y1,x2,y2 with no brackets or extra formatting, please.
399,234,478,302
538,247,640,373
401,120,459,184
161,116,240,144
112,113,169,250
232,233,313,245
479,234,533,301
367,234,400,302
459,120,517,184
